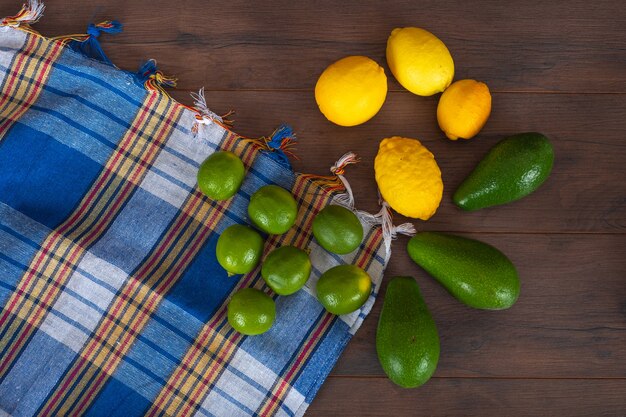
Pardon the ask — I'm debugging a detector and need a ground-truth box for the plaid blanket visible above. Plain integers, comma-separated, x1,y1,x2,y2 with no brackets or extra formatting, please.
0,5,387,417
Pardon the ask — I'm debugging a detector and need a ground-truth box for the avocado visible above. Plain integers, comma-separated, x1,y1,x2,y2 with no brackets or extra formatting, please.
407,232,520,310
454,132,554,210
376,276,439,388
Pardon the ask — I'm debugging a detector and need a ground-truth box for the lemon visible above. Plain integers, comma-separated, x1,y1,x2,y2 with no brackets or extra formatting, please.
316,265,372,315
437,79,491,140
374,137,443,220
315,56,387,126
386,27,454,96
261,246,311,295
216,225,264,275
312,205,363,254
197,151,245,200
248,185,298,235
227,288,275,335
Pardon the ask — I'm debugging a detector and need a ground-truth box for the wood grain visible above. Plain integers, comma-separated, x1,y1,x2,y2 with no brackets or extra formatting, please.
333,234,626,377
2,0,625,415
30,0,626,92
309,377,626,417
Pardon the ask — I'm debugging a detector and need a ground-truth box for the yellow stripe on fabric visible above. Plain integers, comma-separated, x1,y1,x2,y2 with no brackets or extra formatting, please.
0,32,64,140
147,173,341,417
39,132,260,417
0,92,178,381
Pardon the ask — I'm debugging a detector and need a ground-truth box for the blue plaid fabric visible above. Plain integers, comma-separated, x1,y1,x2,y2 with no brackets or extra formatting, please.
0,15,387,417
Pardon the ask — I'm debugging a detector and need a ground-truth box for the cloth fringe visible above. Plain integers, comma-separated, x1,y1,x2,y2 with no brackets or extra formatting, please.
2,0,44,27
138,59,177,93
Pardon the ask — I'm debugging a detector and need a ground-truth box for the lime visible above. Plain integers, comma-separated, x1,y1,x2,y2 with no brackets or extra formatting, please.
312,205,363,254
248,185,298,234
261,246,311,295
216,224,264,275
197,151,245,200
316,264,372,315
227,288,276,335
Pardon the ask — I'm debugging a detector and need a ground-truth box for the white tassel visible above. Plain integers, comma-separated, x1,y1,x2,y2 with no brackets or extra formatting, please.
329,152,380,226
377,200,416,265
190,87,222,136
330,152,359,209
4,0,44,27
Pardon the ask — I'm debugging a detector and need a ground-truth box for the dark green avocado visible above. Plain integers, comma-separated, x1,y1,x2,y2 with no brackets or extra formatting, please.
407,232,520,310
454,132,554,211
376,276,439,388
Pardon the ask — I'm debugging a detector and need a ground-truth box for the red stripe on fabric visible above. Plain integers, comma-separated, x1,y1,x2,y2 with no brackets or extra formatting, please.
45,195,204,413
54,133,254,416
73,194,220,414
147,140,258,416
0,39,63,134
0,35,37,109
0,93,159,371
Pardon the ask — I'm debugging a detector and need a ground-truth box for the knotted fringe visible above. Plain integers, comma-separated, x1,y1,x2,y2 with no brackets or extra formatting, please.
190,88,235,137
330,152,359,209
2,0,44,27
64,20,122,65
266,124,297,158
329,153,382,231
138,59,177,93
375,200,416,265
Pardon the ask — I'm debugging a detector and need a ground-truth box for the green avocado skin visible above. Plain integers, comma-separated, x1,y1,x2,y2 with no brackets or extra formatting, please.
376,277,439,388
454,132,554,211
407,232,520,310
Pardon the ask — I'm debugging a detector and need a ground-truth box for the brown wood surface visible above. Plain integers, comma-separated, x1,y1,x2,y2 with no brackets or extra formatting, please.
6,0,626,415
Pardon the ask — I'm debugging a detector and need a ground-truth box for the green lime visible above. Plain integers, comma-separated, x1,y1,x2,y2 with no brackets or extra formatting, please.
197,151,245,200
261,246,311,295
312,205,363,254
227,288,276,335
216,224,264,275
316,264,372,315
248,185,298,234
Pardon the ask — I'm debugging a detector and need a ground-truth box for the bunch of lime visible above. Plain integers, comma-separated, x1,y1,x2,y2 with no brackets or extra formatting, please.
197,150,373,335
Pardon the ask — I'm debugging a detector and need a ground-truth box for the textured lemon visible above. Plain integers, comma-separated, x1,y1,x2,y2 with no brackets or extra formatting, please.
437,79,491,140
315,56,387,126
374,137,443,220
386,27,454,96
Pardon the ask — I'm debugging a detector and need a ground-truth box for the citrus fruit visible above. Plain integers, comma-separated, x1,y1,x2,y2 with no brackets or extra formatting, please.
316,264,372,315
312,205,363,254
386,27,454,96
315,56,387,126
227,288,276,335
248,185,297,234
374,137,443,220
437,79,491,140
216,224,264,275
261,246,311,295
197,151,245,200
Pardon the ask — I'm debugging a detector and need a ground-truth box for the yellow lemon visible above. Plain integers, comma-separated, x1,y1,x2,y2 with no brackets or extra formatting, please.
386,27,454,96
374,137,443,220
315,56,387,126
437,79,491,140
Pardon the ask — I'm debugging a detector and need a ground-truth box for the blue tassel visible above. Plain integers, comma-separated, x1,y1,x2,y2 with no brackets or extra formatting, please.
137,59,158,81
68,20,123,66
264,124,296,169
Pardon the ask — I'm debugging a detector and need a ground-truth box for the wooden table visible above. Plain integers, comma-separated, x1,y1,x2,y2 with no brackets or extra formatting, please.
28,0,626,415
